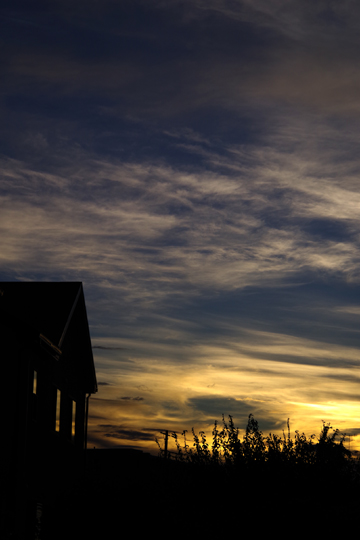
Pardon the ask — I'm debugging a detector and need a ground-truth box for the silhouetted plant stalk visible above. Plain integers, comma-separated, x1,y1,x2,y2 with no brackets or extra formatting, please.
156,414,358,479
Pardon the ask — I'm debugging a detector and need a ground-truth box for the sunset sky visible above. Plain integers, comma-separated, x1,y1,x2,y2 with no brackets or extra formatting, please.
3,1,360,455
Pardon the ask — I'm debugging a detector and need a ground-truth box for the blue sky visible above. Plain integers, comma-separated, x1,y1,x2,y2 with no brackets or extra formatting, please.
3,0,360,453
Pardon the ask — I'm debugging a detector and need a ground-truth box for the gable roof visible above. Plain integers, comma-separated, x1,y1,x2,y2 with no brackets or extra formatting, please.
0,281,97,394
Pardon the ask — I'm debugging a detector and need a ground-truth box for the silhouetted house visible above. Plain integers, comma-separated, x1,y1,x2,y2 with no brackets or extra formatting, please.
0,282,97,539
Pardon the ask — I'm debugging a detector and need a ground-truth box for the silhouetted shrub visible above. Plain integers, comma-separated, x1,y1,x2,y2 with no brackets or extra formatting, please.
157,414,358,492
155,414,360,530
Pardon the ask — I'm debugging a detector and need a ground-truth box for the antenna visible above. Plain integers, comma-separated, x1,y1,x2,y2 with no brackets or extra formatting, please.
160,430,169,459
58,284,82,348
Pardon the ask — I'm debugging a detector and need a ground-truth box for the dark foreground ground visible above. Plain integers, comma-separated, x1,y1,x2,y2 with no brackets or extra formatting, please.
34,449,360,538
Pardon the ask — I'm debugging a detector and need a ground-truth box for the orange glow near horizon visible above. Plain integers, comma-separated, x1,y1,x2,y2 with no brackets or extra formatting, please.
88,339,360,455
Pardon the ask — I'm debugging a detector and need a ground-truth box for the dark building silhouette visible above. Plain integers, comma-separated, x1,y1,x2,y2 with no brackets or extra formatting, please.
0,282,97,539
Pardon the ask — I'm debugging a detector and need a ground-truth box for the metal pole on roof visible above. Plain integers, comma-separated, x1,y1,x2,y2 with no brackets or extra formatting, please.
58,284,82,349
160,430,169,459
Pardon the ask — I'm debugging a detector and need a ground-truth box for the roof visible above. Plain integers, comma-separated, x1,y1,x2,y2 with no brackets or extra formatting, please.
0,281,97,394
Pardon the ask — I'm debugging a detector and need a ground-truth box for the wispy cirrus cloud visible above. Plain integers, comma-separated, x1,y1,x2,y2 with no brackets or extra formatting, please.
2,116,360,300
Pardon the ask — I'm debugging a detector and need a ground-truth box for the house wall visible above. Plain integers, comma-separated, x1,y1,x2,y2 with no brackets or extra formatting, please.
1,330,88,539
0,282,97,539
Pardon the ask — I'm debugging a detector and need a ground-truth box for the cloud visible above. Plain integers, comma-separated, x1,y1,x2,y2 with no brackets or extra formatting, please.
5,1,360,122
2,116,360,305
92,346,126,350
100,426,157,442
120,396,144,401
186,395,286,433
3,1,360,452
155,0,360,41
188,395,253,417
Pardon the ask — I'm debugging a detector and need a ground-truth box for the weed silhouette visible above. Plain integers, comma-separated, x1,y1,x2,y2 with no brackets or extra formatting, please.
156,414,360,531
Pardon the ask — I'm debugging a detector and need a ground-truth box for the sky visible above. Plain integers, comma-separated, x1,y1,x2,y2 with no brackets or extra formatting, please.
3,0,360,455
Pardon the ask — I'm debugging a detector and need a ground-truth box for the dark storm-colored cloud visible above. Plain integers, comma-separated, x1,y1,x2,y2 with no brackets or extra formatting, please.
187,396,284,433
159,401,184,420
120,396,144,401
101,427,156,442
319,372,360,385
188,396,254,417
92,346,126,350
344,428,360,437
